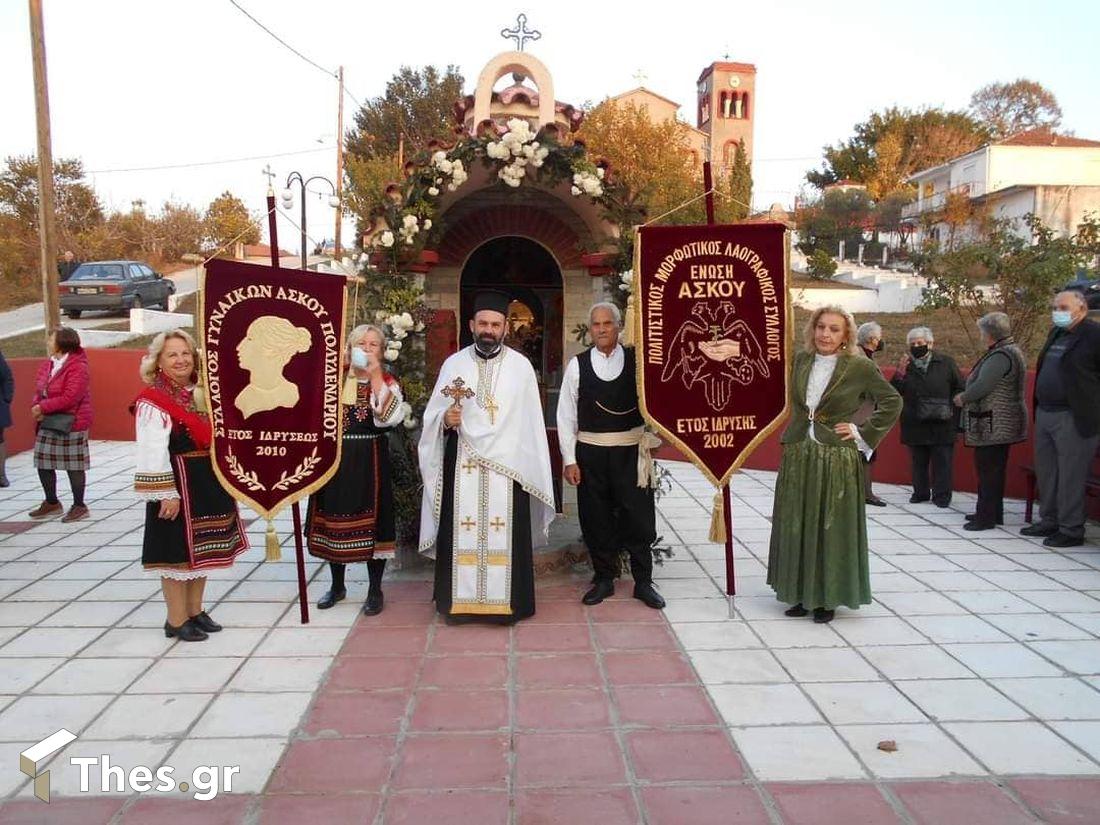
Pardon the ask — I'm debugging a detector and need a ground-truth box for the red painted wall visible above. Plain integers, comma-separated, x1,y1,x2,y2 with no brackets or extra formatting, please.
6,353,1095,518
6,349,147,454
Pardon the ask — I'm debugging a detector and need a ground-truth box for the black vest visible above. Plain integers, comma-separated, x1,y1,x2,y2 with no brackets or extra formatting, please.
577,346,644,432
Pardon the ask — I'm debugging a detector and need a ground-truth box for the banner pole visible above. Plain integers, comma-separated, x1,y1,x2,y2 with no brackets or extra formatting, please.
703,159,734,616
266,188,311,625
292,502,310,624
723,482,735,617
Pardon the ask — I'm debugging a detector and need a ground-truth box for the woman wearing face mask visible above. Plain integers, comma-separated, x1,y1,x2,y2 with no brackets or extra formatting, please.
855,322,887,506
891,327,964,508
953,312,1028,531
306,324,406,615
767,306,901,623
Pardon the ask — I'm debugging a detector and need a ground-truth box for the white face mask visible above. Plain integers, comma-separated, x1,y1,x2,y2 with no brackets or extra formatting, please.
350,347,370,369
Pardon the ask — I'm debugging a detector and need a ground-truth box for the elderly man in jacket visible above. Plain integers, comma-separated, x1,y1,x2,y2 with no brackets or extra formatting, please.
1022,291,1100,548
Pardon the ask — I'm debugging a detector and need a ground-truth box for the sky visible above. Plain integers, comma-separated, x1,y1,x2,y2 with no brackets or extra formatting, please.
2,0,1099,253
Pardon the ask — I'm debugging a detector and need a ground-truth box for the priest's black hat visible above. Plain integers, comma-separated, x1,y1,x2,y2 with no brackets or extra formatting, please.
472,289,510,317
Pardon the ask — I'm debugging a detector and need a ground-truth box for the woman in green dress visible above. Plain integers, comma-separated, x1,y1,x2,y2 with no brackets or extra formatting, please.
767,305,902,623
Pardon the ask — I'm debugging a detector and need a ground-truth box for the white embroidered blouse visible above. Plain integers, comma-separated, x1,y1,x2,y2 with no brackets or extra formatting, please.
806,353,874,459
133,398,181,501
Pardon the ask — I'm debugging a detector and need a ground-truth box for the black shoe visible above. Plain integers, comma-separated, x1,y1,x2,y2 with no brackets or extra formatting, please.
164,619,207,642
865,495,887,507
363,589,384,616
1044,533,1084,548
813,608,835,624
966,513,1004,525
933,500,951,509
1021,524,1058,538
583,580,615,605
188,610,222,633
317,588,346,610
909,494,930,504
633,582,665,610
784,603,808,617
963,521,997,532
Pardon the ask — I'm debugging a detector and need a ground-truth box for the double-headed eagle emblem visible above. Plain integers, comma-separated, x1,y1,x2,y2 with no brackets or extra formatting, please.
661,301,769,410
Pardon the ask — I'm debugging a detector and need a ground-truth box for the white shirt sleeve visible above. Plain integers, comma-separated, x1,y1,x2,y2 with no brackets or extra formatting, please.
556,356,580,465
373,381,406,428
133,401,178,500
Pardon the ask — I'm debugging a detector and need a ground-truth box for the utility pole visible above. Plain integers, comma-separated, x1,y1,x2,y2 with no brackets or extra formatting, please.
28,0,59,344
334,65,344,260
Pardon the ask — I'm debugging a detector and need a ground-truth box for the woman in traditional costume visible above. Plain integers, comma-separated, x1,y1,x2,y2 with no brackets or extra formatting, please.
767,306,902,623
134,329,248,642
308,324,406,615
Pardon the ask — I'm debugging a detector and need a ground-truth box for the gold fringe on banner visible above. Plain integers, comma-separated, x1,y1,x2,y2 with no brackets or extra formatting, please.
265,519,281,561
708,491,726,544
341,373,358,405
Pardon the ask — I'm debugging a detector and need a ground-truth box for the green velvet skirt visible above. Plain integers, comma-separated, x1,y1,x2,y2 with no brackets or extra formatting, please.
766,439,872,611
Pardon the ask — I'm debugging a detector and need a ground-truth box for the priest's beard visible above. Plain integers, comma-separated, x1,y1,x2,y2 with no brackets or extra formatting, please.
474,332,504,358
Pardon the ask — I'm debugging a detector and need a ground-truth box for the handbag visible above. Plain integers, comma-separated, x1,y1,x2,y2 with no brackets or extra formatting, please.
916,398,952,422
39,412,75,434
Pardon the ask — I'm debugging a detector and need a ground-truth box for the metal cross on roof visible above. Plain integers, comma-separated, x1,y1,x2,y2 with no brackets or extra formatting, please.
633,69,648,85
501,13,541,51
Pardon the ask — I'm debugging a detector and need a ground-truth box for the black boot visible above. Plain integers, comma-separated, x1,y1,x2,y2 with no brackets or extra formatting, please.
165,619,207,641
813,608,835,624
364,558,386,615
784,603,809,617
0,443,8,487
633,582,665,610
583,579,615,605
319,562,347,609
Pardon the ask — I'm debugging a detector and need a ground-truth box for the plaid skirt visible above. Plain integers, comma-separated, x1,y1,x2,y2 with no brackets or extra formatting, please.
33,428,90,471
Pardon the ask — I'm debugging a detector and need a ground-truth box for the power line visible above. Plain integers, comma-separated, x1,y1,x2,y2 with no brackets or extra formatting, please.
86,146,330,174
228,0,336,79
228,0,368,114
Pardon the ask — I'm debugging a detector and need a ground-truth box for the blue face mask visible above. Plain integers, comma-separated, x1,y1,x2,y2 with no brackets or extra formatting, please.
1052,310,1074,329
350,347,370,369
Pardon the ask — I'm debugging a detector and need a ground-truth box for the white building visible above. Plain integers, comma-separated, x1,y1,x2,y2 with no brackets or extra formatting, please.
903,129,1100,246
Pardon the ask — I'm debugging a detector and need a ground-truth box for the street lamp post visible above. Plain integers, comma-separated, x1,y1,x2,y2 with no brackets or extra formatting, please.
281,173,338,270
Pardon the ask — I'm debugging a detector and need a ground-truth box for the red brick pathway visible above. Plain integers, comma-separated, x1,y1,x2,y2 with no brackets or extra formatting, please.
1,578,1099,823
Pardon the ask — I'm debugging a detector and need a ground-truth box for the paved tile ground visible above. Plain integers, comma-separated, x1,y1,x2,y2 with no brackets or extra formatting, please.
1,442,1099,823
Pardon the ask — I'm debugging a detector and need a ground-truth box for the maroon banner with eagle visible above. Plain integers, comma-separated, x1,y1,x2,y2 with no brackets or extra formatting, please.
201,259,347,519
634,223,791,487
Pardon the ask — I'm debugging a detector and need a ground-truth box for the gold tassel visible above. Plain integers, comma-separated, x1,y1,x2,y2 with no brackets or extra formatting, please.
708,492,726,544
341,373,358,405
265,519,281,561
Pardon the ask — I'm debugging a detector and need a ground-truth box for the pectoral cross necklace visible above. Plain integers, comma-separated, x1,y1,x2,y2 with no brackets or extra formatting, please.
474,349,504,426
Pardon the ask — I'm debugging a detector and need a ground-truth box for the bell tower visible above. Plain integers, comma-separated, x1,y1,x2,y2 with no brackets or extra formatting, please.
697,61,756,173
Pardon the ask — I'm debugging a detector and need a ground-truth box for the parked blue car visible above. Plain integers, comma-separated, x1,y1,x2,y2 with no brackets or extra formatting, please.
59,261,175,319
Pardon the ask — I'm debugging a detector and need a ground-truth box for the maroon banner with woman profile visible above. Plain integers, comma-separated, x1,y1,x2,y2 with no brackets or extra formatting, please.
634,223,791,487
201,259,347,518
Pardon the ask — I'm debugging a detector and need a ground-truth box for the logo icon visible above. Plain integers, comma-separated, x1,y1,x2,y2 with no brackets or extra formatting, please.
661,301,770,410
20,729,77,802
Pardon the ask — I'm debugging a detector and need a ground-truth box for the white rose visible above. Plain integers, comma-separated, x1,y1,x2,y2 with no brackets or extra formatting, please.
403,417,418,430
375,310,388,322
438,159,453,175
358,252,368,263
423,219,432,230
402,214,418,228
447,183,457,192
432,150,447,165
392,328,408,340
452,159,464,172
390,340,403,350
401,312,414,326
597,167,606,179
380,230,395,248
428,186,440,196
404,237,414,245
384,349,399,361
571,185,582,196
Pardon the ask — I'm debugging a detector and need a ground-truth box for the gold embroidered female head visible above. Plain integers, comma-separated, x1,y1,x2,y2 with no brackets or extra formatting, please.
234,316,312,418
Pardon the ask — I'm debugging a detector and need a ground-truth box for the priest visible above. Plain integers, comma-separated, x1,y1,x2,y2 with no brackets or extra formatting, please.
419,290,556,623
